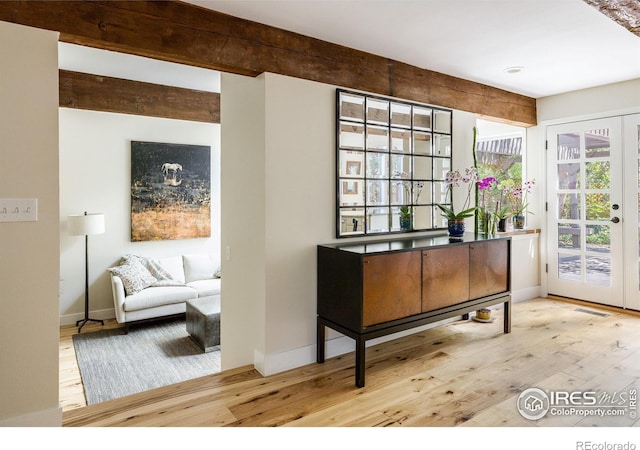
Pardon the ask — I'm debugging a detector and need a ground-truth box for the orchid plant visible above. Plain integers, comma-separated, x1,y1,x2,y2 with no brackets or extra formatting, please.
503,179,536,216
436,167,478,220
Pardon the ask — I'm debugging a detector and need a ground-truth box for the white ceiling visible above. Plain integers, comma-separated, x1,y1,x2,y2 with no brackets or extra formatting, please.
57,0,640,99
184,0,640,98
58,42,221,92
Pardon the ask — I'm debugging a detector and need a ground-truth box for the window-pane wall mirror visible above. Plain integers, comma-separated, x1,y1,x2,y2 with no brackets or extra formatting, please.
336,89,453,237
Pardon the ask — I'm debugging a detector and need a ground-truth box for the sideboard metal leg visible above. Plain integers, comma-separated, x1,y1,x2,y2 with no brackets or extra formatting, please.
355,336,366,388
504,300,511,334
316,317,326,364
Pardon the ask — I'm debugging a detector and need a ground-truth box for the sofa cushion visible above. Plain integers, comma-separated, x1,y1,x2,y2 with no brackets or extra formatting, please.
156,256,186,283
124,285,197,312
187,278,221,297
183,254,215,283
108,259,157,296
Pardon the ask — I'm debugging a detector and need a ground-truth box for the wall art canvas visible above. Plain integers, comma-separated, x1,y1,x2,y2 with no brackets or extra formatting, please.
131,141,211,241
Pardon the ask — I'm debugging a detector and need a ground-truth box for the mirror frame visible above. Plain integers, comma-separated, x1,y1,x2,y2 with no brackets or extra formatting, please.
336,89,453,238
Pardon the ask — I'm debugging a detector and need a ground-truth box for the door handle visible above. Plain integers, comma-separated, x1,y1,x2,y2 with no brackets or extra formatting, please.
611,217,620,223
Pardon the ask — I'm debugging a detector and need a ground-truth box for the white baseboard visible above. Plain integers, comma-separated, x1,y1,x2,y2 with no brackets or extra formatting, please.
0,405,61,427
511,286,541,303
59,307,115,326
259,316,460,377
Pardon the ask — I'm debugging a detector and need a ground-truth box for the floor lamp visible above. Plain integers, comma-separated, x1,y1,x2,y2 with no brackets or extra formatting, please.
69,211,105,332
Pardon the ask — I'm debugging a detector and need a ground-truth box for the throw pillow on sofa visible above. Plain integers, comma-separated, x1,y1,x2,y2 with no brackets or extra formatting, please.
108,258,157,296
121,254,185,287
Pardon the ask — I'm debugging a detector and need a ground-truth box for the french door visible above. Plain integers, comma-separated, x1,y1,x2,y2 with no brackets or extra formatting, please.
547,115,640,310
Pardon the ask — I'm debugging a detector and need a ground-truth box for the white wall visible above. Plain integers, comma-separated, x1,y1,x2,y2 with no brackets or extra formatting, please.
59,108,221,325
537,79,640,123
221,72,478,376
219,73,266,371
0,21,61,426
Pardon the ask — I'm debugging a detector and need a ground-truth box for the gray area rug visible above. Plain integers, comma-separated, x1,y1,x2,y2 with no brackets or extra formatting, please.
72,318,220,405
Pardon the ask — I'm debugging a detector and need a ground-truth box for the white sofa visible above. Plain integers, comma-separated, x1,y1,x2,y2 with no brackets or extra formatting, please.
109,253,221,330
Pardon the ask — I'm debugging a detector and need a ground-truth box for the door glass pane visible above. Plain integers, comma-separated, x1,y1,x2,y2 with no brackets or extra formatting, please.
586,255,610,286
558,163,581,189
586,193,610,220
585,161,610,189
557,132,580,160
559,252,581,281
559,223,581,249
586,224,610,253
585,129,610,158
558,193,581,220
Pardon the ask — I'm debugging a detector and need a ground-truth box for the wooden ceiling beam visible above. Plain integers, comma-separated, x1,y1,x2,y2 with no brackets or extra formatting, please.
59,70,220,123
0,0,537,125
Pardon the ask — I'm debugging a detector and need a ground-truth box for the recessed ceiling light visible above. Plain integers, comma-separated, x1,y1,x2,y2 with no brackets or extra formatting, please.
504,66,525,74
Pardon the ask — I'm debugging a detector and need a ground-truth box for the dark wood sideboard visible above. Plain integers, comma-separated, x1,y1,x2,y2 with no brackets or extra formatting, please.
317,233,511,387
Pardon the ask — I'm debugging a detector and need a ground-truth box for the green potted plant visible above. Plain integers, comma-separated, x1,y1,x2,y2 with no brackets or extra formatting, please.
495,205,510,232
436,167,478,237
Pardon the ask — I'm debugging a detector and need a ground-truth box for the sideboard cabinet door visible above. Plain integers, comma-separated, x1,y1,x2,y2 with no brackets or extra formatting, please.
362,251,421,327
469,240,509,299
422,245,470,312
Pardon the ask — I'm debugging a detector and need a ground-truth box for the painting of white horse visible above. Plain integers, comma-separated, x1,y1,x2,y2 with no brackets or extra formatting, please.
131,141,211,241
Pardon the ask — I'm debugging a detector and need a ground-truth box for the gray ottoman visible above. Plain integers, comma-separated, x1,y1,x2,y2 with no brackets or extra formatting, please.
186,295,220,353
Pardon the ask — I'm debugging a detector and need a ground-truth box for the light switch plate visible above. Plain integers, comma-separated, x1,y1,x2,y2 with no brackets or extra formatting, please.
0,198,38,222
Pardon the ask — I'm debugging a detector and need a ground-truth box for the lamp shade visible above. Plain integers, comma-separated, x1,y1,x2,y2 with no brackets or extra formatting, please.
68,212,105,236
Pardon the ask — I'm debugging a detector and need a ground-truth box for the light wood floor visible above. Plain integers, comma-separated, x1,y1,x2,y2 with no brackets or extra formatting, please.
60,297,640,427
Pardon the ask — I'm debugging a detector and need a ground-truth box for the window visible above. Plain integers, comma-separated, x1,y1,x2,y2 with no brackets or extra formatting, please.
475,119,526,225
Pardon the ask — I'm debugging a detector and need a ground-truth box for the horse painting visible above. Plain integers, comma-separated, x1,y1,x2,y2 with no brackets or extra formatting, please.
131,141,210,241
161,162,182,178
